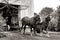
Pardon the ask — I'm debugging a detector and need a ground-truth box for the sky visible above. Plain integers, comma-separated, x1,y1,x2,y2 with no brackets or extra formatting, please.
34,0,60,13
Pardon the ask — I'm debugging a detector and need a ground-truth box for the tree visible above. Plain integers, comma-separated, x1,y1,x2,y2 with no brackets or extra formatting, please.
48,5,60,31
56,5,60,31
57,5,60,13
40,7,53,17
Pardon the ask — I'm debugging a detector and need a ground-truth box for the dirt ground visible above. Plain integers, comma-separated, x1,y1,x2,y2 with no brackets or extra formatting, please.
0,29,60,40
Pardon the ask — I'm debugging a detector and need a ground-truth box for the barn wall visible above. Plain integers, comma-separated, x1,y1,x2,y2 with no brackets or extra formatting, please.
20,0,34,18
18,0,34,27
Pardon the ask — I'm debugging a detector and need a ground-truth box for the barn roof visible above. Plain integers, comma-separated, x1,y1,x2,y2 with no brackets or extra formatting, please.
0,0,29,9
0,0,26,5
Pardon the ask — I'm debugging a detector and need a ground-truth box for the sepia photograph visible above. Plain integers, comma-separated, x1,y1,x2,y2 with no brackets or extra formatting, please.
0,0,60,40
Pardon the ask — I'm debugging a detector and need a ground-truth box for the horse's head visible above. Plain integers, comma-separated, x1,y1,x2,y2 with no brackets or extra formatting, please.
34,15,41,24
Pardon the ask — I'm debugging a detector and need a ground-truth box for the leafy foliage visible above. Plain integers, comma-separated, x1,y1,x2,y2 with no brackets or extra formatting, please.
40,7,53,17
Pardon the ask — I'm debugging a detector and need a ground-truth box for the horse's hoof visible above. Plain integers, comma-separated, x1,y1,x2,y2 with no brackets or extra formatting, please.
30,32,33,36
31,34,33,36
46,34,50,37
23,33,25,35
19,30,21,32
40,33,43,36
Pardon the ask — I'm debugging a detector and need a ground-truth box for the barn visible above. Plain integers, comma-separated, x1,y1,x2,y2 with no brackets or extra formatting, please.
0,0,34,30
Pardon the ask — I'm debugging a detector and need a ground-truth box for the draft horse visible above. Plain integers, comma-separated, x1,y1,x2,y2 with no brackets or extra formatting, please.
20,15,41,36
40,15,51,34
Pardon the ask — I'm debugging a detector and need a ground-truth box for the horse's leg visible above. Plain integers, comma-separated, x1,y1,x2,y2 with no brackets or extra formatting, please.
45,26,50,37
30,27,33,36
23,25,26,34
40,29,43,36
44,26,48,34
40,26,43,33
42,26,48,34
33,28,37,36
20,24,24,32
46,27,49,33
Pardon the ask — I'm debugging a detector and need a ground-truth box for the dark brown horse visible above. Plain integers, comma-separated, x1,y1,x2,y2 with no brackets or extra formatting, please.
39,15,51,34
20,15,41,36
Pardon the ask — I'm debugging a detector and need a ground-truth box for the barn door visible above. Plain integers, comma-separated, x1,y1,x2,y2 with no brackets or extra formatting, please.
10,5,19,28
2,4,20,28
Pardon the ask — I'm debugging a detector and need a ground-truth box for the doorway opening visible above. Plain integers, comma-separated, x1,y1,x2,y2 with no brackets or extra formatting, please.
1,4,20,30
